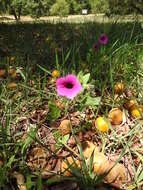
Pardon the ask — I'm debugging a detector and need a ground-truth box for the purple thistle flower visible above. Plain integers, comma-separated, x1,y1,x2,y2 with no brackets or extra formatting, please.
56,74,82,99
99,34,108,45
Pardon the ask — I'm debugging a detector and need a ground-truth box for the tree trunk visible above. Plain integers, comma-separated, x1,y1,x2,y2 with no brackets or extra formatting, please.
10,6,18,20
18,7,21,20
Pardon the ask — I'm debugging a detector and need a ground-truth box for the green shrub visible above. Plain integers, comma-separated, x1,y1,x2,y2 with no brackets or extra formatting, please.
89,0,109,13
107,0,143,15
50,0,70,16
25,0,53,18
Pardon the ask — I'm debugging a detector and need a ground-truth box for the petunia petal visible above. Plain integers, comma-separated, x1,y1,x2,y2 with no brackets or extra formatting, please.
56,74,82,99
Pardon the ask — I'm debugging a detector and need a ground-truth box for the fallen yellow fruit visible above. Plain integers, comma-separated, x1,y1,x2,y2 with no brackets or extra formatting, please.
95,117,109,133
130,106,143,119
108,108,123,125
8,67,16,75
52,69,59,78
114,82,124,94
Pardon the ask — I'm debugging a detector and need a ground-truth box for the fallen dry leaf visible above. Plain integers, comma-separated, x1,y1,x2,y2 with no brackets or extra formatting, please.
104,162,126,189
7,82,17,89
68,136,76,146
12,171,27,190
93,152,109,175
56,99,65,109
58,120,71,135
0,159,3,166
61,157,80,176
27,146,50,171
83,141,100,158
42,158,57,177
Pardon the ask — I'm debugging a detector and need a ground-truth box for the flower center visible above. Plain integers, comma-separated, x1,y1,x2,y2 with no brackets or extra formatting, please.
65,82,73,89
101,36,105,41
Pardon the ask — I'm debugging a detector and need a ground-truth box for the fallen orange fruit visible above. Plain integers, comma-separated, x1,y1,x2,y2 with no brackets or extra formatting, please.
124,99,136,110
52,69,59,78
108,108,123,125
95,117,109,133
114,82,124,94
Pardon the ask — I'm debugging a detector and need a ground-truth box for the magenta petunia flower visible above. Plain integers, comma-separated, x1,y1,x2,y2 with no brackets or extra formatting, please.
93,42,99,50
56,74,82,99
99,34,108,45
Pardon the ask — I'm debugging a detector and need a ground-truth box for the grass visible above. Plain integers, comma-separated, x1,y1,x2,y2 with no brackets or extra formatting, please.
0,17,143,190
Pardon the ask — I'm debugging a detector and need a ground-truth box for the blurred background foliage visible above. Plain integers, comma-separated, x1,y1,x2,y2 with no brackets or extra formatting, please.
0,0,143,19
0,21,142,72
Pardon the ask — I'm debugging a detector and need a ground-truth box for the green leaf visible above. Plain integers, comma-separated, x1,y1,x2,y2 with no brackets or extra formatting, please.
16,67,26,81
77,71,83,80
37,174,42,190
138,170,143,184
26,175,35,190
7,155,15,168
71,167,81,178
55,51,60,71
78,72,90,86
45,177,63,186
134,151,143,163
86,96,101,107
77,143,88,176
0,164,6,186
62,48,71,66
82,73,90,85
47,101,61,122
89,149,95,174
55,133,70,149
126,184,137,190
21,127,38,154
135,163,143,183
37,64,51,75
59,134,70,144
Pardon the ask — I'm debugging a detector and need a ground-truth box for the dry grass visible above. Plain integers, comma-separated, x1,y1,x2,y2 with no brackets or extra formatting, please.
0,14,143,24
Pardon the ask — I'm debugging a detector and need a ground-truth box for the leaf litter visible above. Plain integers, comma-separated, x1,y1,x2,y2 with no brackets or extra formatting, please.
1,73,143,190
